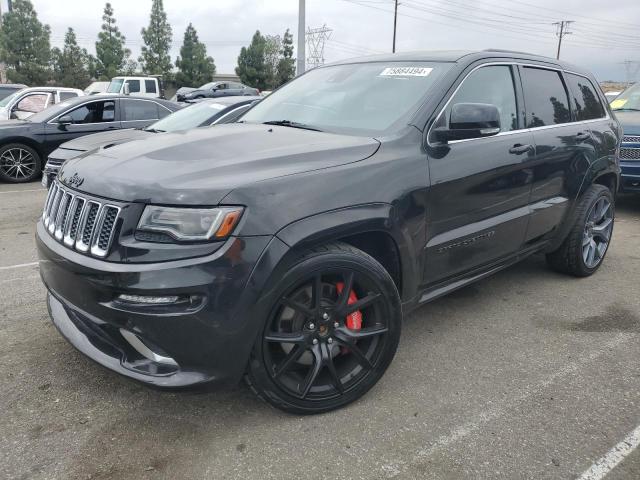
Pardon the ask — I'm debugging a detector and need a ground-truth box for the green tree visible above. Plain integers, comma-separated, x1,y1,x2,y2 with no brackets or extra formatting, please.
263,34,281,90
276,28,295,87
51,28,91,88
235,30,269,90
95,2,131,80
175,23,216,87
139,0,173,77
0,0,51,85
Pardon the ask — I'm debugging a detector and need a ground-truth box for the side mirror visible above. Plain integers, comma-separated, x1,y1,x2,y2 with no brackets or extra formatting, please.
433,103,501,142
57,115,73,128
123,83,130,95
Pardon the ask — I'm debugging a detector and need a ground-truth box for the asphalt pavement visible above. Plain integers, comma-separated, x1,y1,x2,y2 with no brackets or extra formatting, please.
1,180,639,480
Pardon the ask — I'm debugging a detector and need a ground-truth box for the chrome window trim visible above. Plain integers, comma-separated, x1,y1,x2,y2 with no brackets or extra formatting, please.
426,61,610,148
46,98,118,126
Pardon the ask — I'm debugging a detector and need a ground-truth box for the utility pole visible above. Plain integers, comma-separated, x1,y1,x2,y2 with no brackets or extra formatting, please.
553,20,573,60
297,0,306,75
621,60,640,86
392,0,398,53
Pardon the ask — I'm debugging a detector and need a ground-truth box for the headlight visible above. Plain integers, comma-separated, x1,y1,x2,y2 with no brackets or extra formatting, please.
137,206,243,242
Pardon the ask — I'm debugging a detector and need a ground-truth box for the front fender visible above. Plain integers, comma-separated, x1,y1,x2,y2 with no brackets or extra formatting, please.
275,203,421,302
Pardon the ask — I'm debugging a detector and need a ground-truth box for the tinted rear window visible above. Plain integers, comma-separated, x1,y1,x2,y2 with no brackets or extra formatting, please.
565,73,605,121
521,67,570,127
122,99,159,121
145,79,157,94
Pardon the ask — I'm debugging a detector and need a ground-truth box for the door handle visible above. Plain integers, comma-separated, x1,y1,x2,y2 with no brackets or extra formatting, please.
575,132,591,142
509,143,534,154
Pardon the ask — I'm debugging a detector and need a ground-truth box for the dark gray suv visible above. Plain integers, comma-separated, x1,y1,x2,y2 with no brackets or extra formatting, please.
37,50,620,414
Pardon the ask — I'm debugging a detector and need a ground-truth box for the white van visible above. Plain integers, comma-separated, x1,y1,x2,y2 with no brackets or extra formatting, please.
0,87,84,120
106,76,164,99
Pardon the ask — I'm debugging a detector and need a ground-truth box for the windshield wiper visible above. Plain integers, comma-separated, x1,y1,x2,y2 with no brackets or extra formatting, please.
612,108,640,112
143,127,166,133
262,120,322,132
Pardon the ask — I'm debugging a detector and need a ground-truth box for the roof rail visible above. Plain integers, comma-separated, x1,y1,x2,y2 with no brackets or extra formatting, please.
483,48,546,57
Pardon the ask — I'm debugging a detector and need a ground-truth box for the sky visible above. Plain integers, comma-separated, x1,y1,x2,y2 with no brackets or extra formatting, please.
13,0,640,82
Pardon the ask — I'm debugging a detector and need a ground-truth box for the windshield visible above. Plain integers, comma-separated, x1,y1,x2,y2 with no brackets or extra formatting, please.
241,61,450,135
200,82,217,90
107,78,124,93
147,101,228,132
0,89,22,108
611,83,640,111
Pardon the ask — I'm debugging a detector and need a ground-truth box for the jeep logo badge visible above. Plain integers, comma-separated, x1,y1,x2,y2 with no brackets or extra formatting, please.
65,173,84,188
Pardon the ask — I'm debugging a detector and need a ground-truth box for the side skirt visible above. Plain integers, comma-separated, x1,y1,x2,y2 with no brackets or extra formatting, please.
402,243,546,314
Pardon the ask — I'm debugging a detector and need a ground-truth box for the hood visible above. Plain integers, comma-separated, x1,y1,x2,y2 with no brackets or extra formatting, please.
613,111,640,136
57,129,154,152
59,123,380,205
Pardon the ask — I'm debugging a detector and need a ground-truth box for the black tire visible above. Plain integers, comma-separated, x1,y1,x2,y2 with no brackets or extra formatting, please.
546,184,614,277
246,242,402,414
0,143,42,183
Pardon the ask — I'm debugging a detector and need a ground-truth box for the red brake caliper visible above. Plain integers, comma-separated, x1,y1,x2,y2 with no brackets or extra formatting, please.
335,282,362,353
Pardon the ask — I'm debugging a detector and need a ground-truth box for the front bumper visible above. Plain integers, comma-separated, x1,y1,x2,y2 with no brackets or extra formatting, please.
620,161,640,191
37,220,288,388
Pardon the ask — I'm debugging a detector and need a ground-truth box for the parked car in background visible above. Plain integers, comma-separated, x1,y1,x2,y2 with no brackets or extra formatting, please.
42,96,259,186
107,76,164,98
0,94,180,183
176,81,259,101
84,81,110,95
0,87,84,121
37,50,619,414
605,91,621,101
0,83,28,101
611,82,640,191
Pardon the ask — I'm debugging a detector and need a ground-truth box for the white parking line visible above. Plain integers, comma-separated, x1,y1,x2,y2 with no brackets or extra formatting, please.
382,333,630,478
0,188,45,194
0,261,39,271
576,424,640,480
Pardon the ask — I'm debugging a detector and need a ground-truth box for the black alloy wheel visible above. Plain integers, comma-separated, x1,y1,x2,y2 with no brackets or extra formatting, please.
546,184,615,277
246,243,401,414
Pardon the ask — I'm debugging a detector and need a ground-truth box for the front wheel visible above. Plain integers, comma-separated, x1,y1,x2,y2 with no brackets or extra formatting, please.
246,243,402,414
0,143,41,183
546,184,614,276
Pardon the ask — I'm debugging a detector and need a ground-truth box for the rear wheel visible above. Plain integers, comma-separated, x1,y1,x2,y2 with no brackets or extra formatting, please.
546,184,614,276
0,143,41,183
246,243,402,414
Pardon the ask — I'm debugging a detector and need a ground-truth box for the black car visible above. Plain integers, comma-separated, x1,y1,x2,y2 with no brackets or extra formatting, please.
177,81,259,101
37,50,620,414
42,96,260,187
0,95,180,183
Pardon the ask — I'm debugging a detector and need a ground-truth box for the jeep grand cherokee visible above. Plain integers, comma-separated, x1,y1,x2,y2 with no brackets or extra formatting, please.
37,50,620,414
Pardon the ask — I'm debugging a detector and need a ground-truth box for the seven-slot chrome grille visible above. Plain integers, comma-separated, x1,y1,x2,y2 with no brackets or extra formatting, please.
42,181,121,258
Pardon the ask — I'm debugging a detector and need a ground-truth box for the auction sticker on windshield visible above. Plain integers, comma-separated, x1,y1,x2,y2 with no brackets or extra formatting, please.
380,67,433,77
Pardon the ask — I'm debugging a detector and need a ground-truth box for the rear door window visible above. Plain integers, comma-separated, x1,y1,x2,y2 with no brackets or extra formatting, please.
122,99,160,121
565,73,606,121
145,79,157,94
520,67,571,127
59,91,78,102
